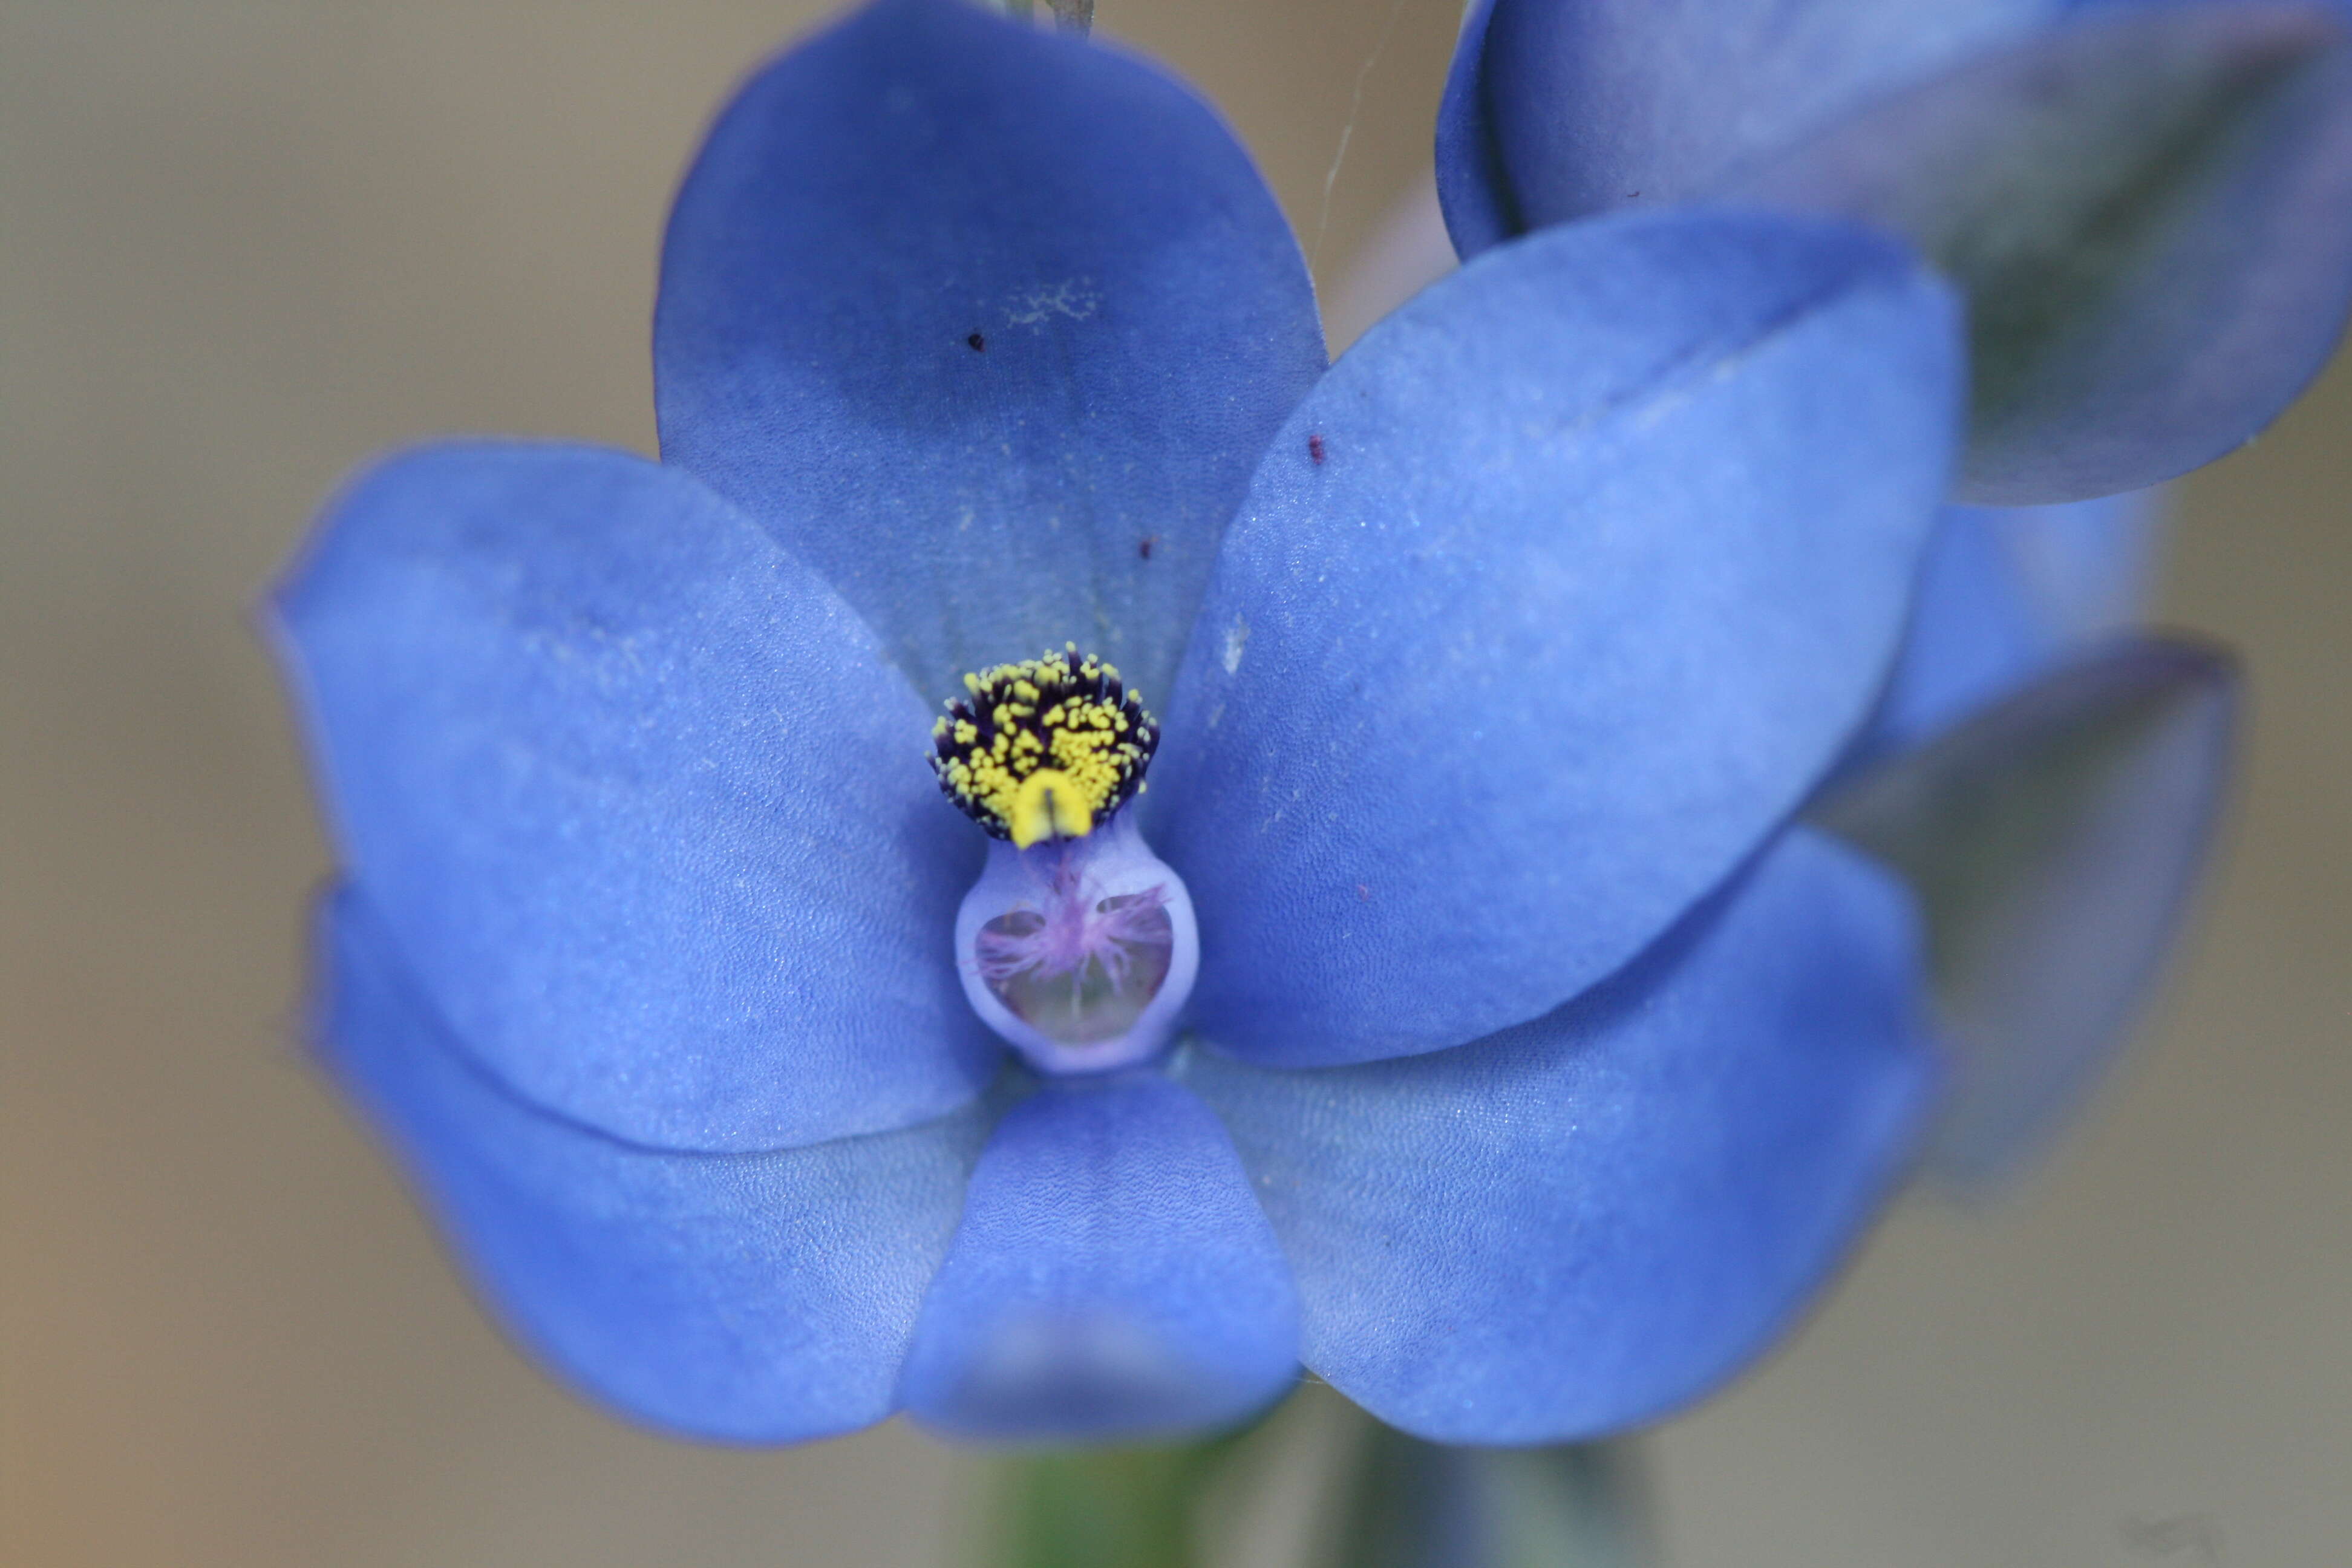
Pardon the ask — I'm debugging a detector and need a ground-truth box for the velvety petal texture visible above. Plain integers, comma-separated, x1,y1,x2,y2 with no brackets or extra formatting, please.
1818,639,2239,1189
272,442,998,1152
1731,4,2352,501
655,0,1325,707
1442,0,2049,253
1151,208,1959,1067
1863,492,2162,759
898,1076,1299,1440
1180,830,1937,1444
317,890,988,1444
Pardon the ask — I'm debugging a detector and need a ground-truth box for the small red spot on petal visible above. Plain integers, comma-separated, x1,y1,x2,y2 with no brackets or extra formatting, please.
1308,433,1327,465
1356,883,1370,901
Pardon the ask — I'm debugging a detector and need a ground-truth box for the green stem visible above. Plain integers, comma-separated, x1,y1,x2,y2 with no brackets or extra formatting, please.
1321,1421,1655,1568
964,1386,1654,1568
973,1440,1238,1568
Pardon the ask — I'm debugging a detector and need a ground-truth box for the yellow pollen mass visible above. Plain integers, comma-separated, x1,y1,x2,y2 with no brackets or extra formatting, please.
1007,769,1096,848
929,645,1159,845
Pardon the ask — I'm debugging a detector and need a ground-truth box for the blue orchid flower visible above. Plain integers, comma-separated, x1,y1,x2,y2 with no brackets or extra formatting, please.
1441,0,2352,504
272,0,2086,1448
1427,0,2279,1190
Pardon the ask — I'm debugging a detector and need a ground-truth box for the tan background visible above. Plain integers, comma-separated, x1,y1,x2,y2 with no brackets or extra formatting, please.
4,2,2347,1564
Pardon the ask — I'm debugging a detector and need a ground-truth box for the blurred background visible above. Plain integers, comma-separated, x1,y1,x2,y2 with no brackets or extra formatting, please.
3,2,2347,1564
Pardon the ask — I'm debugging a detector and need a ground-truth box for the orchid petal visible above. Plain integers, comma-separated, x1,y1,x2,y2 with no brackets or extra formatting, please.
900,1076,1299,1440
655,0,1324,706
1732,4,2352,501
271,441,998,1152
1862,491,2163,759
1439,0,2048,255
1817,638,2239,1189
1151,209,1959,1066
315,890,986,1443
1179,830,1935,1443
1434,0,1520,258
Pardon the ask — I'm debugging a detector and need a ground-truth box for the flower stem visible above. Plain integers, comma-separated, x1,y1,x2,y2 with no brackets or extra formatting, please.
963,1385,1655,1568
971,1440,1236,1568
1317,1418,1655,1568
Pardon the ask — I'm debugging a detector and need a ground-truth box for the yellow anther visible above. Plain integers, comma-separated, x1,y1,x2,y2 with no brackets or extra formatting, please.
1007,769,1096,848
928,646,1159,843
